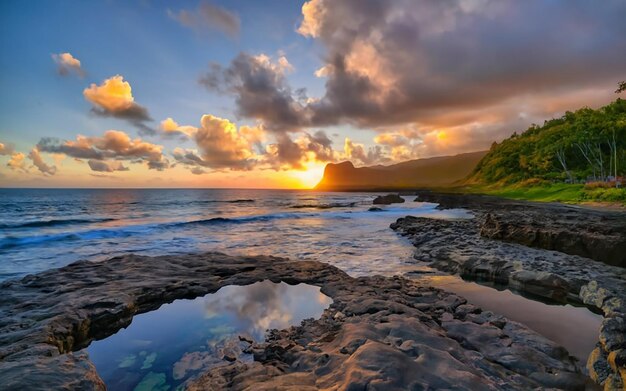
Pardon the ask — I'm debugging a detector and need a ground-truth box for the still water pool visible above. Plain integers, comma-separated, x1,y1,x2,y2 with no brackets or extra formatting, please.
86,280,332,391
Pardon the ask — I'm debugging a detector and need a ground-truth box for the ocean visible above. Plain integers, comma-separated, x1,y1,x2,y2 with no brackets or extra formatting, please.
0,188,602,365
0,188,470,281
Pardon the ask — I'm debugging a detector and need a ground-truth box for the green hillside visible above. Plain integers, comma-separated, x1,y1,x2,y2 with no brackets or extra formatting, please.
466,98,626,203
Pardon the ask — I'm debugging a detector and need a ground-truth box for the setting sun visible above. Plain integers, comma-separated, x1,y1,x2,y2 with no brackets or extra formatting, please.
288,162,327,189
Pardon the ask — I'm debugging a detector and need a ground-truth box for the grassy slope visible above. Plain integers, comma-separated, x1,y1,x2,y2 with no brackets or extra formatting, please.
459,182,626,205
461,98,626,205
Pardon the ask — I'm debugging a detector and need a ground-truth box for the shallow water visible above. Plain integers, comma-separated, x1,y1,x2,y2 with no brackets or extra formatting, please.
411,272,602,364
1,188,603,371
0,189,471,280
86,280,332,391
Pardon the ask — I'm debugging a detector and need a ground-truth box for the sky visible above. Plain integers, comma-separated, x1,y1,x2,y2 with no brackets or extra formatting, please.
0,0,625,189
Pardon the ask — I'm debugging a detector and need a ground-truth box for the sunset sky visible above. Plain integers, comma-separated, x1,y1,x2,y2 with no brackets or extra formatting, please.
1,0,625,188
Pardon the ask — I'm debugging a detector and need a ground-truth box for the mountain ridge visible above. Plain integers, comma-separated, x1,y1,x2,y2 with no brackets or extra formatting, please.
314,151,487,190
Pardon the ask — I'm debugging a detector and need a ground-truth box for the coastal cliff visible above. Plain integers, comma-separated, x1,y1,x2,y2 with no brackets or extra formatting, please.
315,151,487,191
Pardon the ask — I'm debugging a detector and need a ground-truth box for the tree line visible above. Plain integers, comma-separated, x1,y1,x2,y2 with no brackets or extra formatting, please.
469,94,626,186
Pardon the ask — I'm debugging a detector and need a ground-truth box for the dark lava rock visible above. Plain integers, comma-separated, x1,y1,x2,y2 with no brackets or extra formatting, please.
368,207,384,212
373,194,405,205
0,253,596,390
392,193,626,389
414,192,626,267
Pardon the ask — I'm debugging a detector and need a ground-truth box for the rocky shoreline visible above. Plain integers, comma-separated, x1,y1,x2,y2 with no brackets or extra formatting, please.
0,252,598,390
391,192,626,390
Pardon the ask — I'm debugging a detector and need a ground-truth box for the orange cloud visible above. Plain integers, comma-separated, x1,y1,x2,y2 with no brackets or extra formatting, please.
298,0,324,37
37,130,168,171
343,138,387,166
0,142,15,156
7,152,27,172
160,117,198,138
28,148,57,175
173,115,258,171
52,52,84,77
83,75,152,133
84,75,137,112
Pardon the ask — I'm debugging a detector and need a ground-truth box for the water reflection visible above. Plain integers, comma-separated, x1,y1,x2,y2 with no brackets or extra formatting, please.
87,280,332,391
410,273,602,364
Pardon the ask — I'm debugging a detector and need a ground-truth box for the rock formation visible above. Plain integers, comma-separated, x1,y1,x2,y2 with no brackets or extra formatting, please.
0,252,596,390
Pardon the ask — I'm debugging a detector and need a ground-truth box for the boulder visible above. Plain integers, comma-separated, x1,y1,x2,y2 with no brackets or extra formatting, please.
373,194,405,205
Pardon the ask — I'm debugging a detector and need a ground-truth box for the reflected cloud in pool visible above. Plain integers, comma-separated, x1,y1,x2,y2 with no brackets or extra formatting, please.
86,280,332,391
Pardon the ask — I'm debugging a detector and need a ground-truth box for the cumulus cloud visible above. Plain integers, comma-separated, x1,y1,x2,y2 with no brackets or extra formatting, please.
37,130,168,171
343,138,388,166
0,142,15,156
52,52,85,78
6,152,27,172
28,148,57,175
297,0,626,127
203,0,626,158
200,53,308,132
173,114,258,171
83,75,153,134
160,117,198,138
265,130,338,170
169,113,338,172
168,1,240,38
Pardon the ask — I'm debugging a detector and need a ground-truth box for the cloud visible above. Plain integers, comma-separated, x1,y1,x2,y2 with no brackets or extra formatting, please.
7,152,27,172
160,117,198,138
199,53,307,132
265,130,338,170
190,167,206,175
298,0,626,123
173,114,258,171
52,52,85,78
343,138,388,166
28,148,57,175
83,75,153,134
169,113,338,172
168,1,240,38
37,130,168,171
297,0,325,37
203,0,626,158
87,159,129,172
0,142,15,156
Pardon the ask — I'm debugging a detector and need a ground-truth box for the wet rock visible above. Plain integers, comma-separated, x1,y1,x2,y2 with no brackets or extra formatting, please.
0,252,593,390
392,193,626,390
372,194,405,205
368,206,384,212
509,270,570,301
415,191,626,267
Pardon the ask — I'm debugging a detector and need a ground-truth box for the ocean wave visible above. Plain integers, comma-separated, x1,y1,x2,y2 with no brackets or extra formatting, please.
0,218,117,229
171,212,314,227
0,211,316,250
0,227,136,250
290,202,357,209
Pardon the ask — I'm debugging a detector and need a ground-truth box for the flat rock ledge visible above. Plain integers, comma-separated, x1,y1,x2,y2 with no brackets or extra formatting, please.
392,195,626,390
0,253,595,390
414,192,626,267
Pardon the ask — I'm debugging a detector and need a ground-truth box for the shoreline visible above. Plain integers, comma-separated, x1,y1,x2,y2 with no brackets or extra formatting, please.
0,194,624,389
392,192,626,389
0,253,597,390
313,186,626,209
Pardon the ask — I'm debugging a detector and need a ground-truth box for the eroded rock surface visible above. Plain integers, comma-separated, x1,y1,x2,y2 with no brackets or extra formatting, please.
415,192,626,267
394,193,626,389
0,253,596,390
